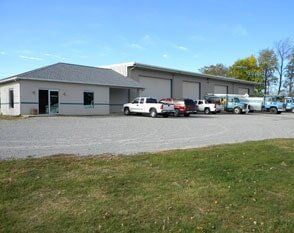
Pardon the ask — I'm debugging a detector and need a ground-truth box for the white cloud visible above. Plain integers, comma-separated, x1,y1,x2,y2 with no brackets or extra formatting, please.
162,54,168,59
178,46,188,51
172,44,188,51
19,55,43,61
130,43,145,49
0,51,5,55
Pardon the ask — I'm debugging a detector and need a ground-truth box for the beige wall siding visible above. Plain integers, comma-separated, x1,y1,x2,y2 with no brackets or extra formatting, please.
20,80,109,115
0,81,21,115
109,88,129,113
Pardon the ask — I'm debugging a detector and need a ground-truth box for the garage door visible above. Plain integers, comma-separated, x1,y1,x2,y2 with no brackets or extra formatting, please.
214,85,228,94
238,88,249,95
183,82,200,100
139,76,171,100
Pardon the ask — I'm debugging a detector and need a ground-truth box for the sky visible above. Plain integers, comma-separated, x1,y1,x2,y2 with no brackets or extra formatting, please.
0,0,293,79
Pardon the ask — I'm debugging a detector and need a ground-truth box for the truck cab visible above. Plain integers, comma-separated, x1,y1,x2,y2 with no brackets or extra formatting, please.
285,97,294,112
262,96,285,114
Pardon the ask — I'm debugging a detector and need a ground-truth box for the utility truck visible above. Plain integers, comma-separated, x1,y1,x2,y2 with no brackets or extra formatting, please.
241,95,286,114
123,97,175,118
205,94,250,114
209,94,286,114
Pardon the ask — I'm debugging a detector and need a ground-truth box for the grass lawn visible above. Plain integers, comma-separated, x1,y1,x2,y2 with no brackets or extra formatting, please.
1,139,293,232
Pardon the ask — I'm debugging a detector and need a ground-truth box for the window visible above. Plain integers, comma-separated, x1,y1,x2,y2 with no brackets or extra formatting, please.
9,89,14,108
84,92,94,107
198,101,203,105
139,98,144,104
146,98,157,103
132,98,139,104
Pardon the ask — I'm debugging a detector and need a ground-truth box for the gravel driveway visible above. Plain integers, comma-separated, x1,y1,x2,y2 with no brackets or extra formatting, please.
1,113,294,159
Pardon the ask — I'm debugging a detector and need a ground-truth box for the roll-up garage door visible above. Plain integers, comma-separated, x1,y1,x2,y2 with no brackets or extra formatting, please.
214,85,228,94
139,76,171,100
183,82,200,100
238,88,249,95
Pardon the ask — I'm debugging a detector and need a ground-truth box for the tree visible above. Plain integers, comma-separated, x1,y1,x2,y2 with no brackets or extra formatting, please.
258,49,278,95
199,63,229,77
274,38,293,95
284,51,294,96
228,55,262,83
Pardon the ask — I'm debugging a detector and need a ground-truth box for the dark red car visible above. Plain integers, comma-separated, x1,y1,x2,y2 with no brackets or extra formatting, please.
159,98,197,117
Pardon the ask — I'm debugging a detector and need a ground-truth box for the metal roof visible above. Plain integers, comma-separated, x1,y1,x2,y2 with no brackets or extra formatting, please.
0,63,144,89
106,62,258,85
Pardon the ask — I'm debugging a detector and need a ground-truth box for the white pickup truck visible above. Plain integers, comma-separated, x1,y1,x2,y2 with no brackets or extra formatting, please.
123,97,175,118
195,100,221,114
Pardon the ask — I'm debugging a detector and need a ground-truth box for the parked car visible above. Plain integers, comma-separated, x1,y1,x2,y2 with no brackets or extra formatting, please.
195,99,221,114
159,98,197,117
205,94,249,114
123,97,175,118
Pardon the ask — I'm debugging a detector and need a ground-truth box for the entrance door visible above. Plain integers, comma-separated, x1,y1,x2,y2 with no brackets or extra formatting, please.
38,90,59,115
49,90,59,114
39,90,49,114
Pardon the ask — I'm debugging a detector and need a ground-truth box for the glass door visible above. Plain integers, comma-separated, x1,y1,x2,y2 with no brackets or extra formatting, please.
49,90,59,114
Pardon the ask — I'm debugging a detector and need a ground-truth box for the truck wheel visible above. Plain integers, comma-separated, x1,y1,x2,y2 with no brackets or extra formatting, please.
162,113,169,118
204,108,210,114
150,108,157,118
124,107,130,115
269,107,278,114
174,109,180,117
233,107,241,114
184,113,190,117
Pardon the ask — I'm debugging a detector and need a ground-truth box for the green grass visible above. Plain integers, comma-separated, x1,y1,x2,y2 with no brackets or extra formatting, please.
1,139,293,233
0,115,23,120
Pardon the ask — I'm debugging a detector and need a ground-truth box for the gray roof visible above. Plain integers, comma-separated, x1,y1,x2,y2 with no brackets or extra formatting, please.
0,63,144,89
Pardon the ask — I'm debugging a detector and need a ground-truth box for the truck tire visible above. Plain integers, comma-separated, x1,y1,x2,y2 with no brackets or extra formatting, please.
204,108,210,114
184,113,190,117
174,109,180,117
269,107,278,114
162,113,169,118
124,107,130,115
233,107,241,114
150,108,157,118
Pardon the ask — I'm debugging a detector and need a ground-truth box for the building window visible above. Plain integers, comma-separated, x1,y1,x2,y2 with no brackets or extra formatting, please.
84,92,94,107
9,89,14,108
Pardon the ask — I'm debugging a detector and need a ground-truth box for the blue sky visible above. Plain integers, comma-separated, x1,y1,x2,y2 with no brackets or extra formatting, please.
0,0,293,79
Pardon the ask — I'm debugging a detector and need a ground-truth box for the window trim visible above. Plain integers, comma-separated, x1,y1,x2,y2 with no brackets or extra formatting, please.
83,91,94,108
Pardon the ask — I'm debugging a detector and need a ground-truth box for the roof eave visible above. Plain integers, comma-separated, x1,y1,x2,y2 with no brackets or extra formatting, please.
130,63,258,85
13,77,144,89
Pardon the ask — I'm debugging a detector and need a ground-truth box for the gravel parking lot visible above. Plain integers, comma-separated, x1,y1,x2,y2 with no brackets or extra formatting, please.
1,113,294,159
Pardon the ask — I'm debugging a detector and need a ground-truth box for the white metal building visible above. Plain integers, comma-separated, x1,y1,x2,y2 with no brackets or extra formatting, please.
105,62,256,101
0,62,257,116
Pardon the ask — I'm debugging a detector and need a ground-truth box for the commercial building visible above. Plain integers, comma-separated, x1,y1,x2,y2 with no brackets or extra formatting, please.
0,62,256,116
105,62,256,101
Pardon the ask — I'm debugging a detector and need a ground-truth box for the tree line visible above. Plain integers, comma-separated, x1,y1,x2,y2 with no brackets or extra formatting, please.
199,38,294,96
